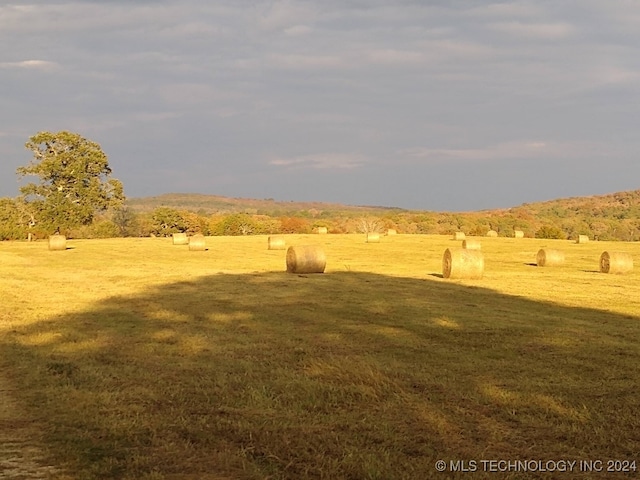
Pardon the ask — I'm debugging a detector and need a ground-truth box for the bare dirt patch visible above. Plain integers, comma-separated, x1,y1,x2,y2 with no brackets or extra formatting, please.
0,376,65,480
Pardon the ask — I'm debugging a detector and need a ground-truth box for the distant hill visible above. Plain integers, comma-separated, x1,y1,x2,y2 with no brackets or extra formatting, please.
124,189,640,241
127,190,640,218
126,193,405,216
509,189,640,217
484,189,640,240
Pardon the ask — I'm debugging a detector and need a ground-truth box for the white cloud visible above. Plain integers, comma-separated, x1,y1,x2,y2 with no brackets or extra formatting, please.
257,0,318,31
159,21,227,38
398,141,565,163
283,24,312,36
594,65,640,86
366,49,424,65
426,39,496,60
586,0,640,33
155,83,246,108
266,53,347,70
0,2,236,38
0,60,59,70
269,153,366,170
489,21,575,40
468,2,543,19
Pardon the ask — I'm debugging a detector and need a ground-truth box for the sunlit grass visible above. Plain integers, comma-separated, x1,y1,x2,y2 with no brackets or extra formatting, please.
1,234,639,479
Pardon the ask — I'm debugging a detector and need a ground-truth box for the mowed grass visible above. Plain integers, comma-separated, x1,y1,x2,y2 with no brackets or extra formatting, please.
1,234,639,479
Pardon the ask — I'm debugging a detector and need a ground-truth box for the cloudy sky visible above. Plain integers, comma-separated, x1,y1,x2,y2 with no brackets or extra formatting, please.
1,1,639,211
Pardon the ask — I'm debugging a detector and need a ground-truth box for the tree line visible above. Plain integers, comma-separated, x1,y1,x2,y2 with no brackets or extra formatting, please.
1,131,639,242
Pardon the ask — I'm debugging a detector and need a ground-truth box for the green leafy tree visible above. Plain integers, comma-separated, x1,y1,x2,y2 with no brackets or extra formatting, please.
535,225,565,239
180,211,210,235
112,206,138,237
0,198,23,240
90,219,121,239
215,214,257,236
0,197,41,240
249,215,280,235
151,207,189,236
468,223,489,236
17,131,125,231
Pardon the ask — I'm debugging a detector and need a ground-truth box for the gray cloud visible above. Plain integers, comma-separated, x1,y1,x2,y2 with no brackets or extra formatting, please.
1,0,639,210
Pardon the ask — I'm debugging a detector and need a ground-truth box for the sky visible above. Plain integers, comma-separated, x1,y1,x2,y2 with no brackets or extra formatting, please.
1,1,639,211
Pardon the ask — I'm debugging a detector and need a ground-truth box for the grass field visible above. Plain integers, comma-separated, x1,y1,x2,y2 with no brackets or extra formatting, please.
1,234,639,479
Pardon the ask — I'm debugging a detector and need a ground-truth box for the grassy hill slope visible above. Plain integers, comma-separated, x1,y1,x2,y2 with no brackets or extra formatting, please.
125,193,404,216
127,190,640,218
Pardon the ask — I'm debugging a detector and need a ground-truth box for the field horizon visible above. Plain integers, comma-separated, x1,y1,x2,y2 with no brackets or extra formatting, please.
1,234,639,479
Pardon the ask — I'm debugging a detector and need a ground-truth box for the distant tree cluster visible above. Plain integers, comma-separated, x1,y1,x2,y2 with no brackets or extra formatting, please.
3,201,639,242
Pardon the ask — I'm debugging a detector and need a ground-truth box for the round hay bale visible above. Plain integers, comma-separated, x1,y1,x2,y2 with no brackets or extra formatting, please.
576,234,589,244
442,248,484,279
316,226,328,234
172,232,188,245
48,234,67,251
514,230,524,239
462,239,481,250
536,249,565,267
366,232,380,243
386,229,397,236
286,245,326,274
188,234,206,251
486,230,498,237
268,236,286,250
452,232,466,240
600,251,633,274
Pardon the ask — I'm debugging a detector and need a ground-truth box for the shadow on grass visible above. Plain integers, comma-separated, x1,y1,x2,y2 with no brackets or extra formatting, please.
2,272,640,479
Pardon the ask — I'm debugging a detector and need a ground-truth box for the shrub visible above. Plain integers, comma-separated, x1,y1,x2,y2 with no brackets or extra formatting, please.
214,214,257,236
535,225,565,239
279,217,310,234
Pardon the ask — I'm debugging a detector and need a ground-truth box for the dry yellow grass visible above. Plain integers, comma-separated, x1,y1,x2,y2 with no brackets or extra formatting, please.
1,234,639,479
